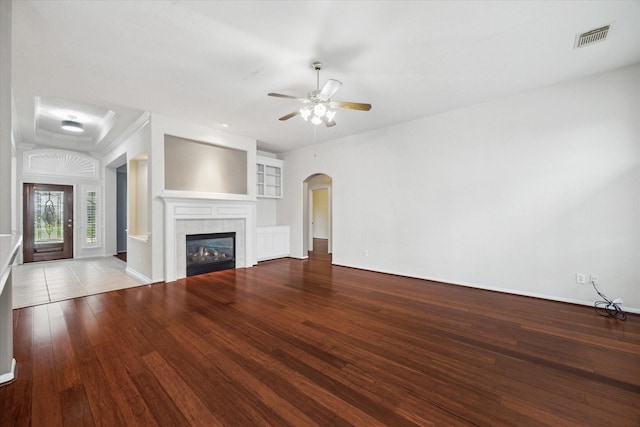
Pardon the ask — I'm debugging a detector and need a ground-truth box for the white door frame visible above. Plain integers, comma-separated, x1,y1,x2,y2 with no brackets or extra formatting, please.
307,184,331,253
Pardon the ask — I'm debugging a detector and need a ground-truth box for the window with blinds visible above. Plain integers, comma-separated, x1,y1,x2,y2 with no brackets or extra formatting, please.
85,189,98,246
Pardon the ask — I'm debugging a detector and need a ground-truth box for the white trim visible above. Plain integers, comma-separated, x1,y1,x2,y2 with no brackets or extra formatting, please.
0,358,16,385
161,195,256,282
333,263,640,314
256,156,284,199
23,149,100,179
101,112,150,155
161,189,254,202
0,235,21,295
125,266,152,284
308,185,332,253
80,184,100,249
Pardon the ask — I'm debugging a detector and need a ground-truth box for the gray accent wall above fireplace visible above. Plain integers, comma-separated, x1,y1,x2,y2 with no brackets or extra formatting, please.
164,134,248,195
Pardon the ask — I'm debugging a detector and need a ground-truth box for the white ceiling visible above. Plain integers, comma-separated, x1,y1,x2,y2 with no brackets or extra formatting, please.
11,0,640,154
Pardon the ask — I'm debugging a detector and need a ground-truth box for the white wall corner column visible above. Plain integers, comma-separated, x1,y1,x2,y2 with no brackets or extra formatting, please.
0,235,22,385
162,195,257,282
0,0,13,234
0,2,18,385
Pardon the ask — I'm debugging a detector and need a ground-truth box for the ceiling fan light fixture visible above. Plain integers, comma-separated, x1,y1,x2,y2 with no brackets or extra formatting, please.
313,103,327,117
300,107,311,120
325,110,336,121
61,120,84,133
268,61,371,127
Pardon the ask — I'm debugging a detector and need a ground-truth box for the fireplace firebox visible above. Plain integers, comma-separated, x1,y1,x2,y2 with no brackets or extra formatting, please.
186,232,235,276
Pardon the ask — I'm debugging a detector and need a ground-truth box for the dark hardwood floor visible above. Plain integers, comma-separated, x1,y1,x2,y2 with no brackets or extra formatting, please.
2,241,639,426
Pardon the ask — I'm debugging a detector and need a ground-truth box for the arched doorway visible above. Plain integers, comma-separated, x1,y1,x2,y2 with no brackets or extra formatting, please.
303,173,332,256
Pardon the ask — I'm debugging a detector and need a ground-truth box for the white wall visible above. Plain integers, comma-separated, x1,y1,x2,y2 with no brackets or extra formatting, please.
103,117,152,281
280,64,640,312
17,148,107,261
103,113,258,282
257,198,277,225
149,114,258,282
0,0,13,234
256,150,281,226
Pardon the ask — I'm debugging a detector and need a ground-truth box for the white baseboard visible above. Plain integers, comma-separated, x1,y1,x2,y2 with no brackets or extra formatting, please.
0,358,16,385
333,263,640,315
125,267,152,284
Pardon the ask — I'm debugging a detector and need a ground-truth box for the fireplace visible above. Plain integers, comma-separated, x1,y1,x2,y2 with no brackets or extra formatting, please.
186,232,235,276
162,196,254,282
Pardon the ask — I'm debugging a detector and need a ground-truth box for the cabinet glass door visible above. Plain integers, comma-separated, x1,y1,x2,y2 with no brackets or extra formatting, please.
257,164,265,196
265,165,281,197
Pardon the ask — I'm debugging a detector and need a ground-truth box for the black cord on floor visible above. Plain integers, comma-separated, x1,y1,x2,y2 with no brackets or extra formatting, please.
592,281,626,321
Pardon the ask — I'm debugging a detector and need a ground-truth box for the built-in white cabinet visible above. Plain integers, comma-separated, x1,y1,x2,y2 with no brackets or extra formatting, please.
257,226,290,261
256,156,283,198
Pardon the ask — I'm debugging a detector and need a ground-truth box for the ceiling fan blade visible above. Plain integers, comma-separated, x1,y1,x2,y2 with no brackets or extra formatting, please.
321,116,336,127
318,79,342,100
268,92,302,100
330,101,372,111
279,111,300,121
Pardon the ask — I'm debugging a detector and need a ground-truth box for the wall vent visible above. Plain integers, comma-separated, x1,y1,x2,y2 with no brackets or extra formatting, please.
574,25,610,49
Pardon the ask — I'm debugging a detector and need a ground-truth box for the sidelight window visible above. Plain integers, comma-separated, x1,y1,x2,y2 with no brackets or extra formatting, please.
83,186,100,247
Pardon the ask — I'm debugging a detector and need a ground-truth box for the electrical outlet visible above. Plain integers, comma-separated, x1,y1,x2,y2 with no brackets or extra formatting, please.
576,273,586,284
363,250,369,257
590,274,598,284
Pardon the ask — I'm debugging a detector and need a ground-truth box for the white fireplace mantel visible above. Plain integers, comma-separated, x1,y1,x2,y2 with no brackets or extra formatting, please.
161,194,257,282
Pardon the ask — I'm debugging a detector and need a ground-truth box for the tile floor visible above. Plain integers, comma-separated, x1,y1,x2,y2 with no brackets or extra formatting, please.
12,256,149,309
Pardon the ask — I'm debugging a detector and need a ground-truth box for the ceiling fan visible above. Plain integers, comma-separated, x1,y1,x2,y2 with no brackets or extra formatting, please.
268,62,371,127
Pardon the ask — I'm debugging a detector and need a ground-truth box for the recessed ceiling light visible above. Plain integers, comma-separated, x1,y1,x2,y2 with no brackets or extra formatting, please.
61,120,84,133
221,123,229,128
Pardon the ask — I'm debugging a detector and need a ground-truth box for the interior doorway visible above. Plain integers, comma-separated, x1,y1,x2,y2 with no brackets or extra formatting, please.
116,164,127,261
104,153,127,263
303,174,332,256
312,188,329,241
23,183,74,262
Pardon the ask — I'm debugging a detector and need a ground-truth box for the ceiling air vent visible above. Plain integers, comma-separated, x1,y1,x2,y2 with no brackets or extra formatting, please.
574,25,610,49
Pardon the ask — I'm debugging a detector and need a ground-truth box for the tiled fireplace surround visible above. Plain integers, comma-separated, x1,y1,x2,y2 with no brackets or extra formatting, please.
162,196,256,282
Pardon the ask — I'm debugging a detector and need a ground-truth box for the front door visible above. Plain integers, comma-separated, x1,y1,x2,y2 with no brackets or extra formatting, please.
23,183,74,262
